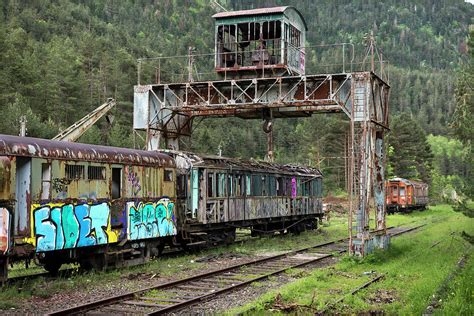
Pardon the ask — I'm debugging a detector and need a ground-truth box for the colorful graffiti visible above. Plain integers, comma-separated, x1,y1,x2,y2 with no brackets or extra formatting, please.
33,202,118,252
0,208,10,255
125,166,142,196
291,177,297,198
127,198,177,240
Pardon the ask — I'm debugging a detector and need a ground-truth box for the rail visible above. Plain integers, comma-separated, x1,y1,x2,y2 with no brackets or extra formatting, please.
48,224,423,315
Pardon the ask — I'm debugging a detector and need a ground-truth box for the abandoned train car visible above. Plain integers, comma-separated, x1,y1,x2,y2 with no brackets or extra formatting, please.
0,135,323,281
0,134,177,280
385,178,429,213
170,151,324,245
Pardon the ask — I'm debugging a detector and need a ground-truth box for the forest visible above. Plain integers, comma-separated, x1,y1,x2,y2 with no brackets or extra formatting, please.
0,0,472,202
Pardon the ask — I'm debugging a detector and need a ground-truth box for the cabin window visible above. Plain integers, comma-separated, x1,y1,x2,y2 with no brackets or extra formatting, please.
399,187,406,196
65,164,84,180
41,163,51,199
88,166,106,180
164,169,173,182
112,168,121,199
217,20,283,69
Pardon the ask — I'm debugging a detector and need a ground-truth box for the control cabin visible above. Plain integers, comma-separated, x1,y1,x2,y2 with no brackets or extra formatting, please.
213,6,307,78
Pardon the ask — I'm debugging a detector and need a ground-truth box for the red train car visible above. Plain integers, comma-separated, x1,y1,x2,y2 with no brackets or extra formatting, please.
385,178,429,213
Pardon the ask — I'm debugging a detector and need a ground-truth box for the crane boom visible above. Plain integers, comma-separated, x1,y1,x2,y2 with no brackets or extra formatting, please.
53,98,116,142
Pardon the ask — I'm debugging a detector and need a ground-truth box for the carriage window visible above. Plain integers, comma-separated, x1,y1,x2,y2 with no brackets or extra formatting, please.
217,173,226,197
88,166,106,180
246,175,251,195
164,169,173,182
65,164,84,180
41,163,51,199
399,187,406,196
252,175,262,196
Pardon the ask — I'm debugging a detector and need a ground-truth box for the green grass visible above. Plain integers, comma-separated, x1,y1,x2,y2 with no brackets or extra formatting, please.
231,205,474,315
0,205,454,311
435,254,474,315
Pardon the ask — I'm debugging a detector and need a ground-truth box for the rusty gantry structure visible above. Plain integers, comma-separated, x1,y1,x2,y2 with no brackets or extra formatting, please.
133,6,390,256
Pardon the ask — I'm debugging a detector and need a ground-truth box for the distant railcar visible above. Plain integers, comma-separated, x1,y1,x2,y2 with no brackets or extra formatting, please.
385,178,429,213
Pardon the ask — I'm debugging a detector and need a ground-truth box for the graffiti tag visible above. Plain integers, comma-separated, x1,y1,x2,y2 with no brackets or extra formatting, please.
0,207,10,254
33,202,118,252
126,167,141,196
52,178,71,194
127,198,177,240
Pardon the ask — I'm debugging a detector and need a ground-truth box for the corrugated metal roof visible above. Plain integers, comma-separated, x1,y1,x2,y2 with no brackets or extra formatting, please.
213,6,289,18
0,134,174,167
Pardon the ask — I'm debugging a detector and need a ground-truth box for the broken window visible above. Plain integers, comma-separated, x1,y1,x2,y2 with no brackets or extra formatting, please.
164,169,173,182
207,173,215,197
41,163,51,199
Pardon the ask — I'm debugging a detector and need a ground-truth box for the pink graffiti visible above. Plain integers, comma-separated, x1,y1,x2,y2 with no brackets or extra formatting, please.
291,178,297,198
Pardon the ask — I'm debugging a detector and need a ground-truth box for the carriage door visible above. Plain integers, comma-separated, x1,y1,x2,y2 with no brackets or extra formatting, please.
15,157,31,237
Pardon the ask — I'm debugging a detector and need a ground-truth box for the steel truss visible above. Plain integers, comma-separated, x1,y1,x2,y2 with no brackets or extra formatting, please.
133,71,390,256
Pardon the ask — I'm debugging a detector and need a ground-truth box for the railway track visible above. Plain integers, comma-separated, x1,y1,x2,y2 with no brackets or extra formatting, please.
48,225,423,315
7,233,255,284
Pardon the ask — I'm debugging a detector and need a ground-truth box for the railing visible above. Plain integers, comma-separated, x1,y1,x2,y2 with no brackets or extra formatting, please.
137,42,389,85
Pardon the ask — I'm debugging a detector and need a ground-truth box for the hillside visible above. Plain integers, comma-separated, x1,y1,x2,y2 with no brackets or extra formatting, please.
0,0,472,193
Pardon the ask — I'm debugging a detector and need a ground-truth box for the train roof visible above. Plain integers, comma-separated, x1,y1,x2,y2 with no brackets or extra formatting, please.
386,178,427,187
163,150,322,177
0,134,174,167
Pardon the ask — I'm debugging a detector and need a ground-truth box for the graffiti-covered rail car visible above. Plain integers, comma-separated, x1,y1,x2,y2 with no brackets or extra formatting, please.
385,178,429,213
0,134,178,280
170,152,323,244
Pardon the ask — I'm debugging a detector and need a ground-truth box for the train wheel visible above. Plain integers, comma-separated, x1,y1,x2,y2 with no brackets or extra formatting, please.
0,257,8,283
44,261,62,276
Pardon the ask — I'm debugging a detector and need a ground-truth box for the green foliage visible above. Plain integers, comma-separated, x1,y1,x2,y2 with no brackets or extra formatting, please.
451,29,474,198
427,135,470,202
387,113,433,183
0,0,472,195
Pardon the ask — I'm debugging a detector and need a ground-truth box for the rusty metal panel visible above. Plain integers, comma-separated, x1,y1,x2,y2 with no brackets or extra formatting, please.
0,157,11,201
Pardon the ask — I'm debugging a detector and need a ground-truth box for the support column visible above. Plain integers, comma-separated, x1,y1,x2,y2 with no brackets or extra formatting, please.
349,73,389,256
